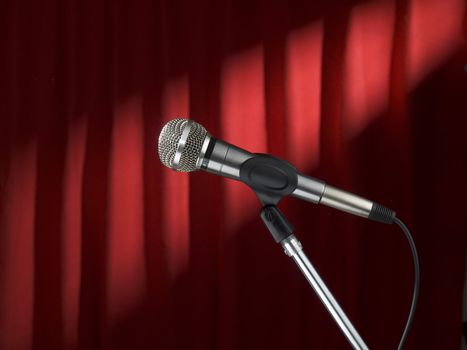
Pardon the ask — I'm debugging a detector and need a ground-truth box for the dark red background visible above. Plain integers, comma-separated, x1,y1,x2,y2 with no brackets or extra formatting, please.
1,0,466,349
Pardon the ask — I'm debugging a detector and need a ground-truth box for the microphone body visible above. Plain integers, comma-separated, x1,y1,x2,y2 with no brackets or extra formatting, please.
158,118,395,223
201,137,374,219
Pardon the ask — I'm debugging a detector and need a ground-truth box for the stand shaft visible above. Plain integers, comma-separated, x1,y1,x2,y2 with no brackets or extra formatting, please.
281,235,369,350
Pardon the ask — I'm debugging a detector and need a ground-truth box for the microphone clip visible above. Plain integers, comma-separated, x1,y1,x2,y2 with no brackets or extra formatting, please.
239,154,298,206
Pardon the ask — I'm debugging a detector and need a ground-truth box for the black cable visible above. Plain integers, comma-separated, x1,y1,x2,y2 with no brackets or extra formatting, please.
394,217,420,350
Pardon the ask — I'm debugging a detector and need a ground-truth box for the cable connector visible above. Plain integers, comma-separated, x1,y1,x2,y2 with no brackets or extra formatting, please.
368,203,396,224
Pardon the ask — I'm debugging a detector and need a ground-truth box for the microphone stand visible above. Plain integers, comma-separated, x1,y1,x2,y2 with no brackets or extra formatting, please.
260,205,369,350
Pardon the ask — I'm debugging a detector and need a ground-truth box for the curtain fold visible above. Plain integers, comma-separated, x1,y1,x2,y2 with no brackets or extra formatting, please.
1,0,466,349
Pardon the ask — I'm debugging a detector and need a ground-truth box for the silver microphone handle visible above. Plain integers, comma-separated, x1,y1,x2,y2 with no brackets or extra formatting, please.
202,138,374,218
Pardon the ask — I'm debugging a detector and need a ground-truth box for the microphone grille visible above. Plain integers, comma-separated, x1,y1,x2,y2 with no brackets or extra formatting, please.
158,118,208,172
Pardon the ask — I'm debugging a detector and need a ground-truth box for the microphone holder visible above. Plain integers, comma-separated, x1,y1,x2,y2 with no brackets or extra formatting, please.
238,153,369,349
260,205,369,350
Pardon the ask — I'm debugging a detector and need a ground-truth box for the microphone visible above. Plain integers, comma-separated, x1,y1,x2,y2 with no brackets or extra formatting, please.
158,118,395,224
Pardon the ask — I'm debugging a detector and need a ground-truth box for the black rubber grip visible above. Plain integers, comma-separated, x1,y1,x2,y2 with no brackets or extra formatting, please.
368,203,396,224
240,154,298,206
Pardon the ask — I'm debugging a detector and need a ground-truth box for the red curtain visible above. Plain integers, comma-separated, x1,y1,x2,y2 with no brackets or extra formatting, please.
1,0,466,349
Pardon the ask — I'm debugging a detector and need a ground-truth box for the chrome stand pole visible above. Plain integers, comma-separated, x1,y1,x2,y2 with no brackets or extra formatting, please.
281,234,369,350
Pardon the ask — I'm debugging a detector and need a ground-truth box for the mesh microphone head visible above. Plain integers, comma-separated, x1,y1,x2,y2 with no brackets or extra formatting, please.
158,118,209,172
